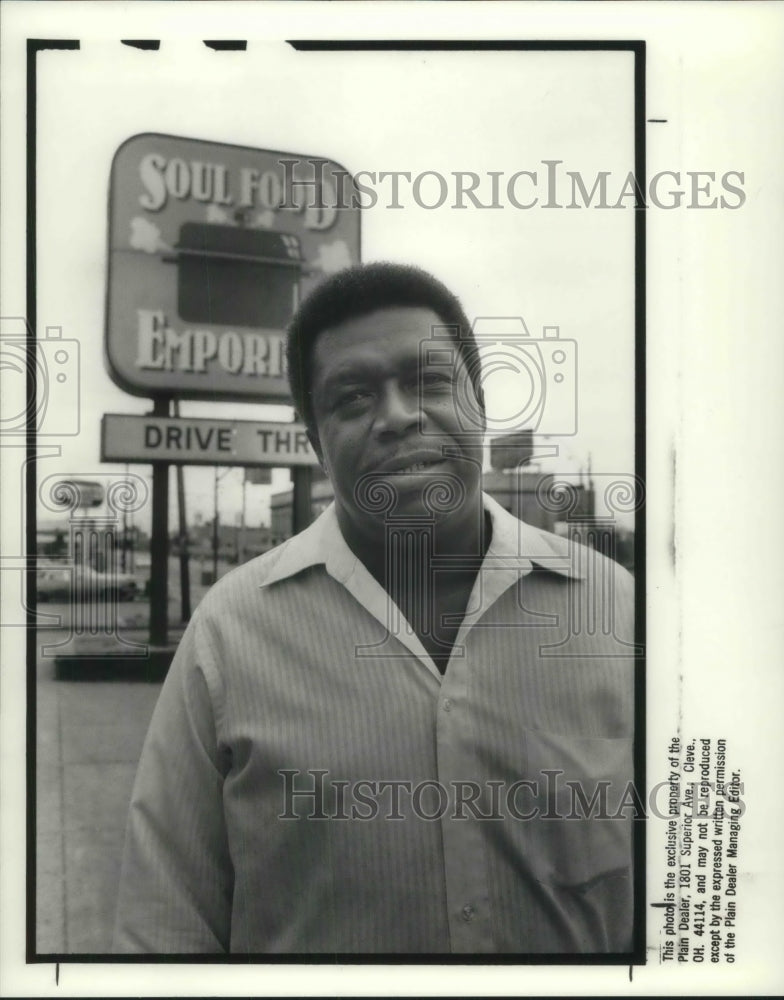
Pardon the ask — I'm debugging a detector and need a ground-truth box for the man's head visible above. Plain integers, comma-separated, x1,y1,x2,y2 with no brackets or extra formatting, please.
287,262,484,437
286,262,486,541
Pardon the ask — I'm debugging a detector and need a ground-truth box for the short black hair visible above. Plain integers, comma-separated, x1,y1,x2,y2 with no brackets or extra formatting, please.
286,261,484,436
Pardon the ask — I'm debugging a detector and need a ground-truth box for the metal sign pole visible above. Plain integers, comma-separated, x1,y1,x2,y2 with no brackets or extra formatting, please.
172,400,191,623
149,398,171,646
176,463,191,623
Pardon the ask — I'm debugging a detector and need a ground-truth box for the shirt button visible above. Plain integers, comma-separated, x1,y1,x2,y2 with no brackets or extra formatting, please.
461,904,475,922
443,699,452,712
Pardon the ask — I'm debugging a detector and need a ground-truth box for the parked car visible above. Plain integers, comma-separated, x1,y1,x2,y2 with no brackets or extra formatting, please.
36,565,140,602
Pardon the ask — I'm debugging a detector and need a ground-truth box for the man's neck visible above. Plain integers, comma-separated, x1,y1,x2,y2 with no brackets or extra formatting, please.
337,497,491,671
338,495,487,584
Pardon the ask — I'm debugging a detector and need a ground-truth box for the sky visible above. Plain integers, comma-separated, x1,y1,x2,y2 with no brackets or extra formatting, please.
32,41,636,531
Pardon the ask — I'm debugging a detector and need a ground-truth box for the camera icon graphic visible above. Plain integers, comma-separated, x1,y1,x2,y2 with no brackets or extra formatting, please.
420,316,578,437
0,318,80,437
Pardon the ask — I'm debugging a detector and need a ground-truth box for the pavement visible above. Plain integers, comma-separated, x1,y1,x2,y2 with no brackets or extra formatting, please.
33,561,215,955
33,555,244,954
36,654,163,954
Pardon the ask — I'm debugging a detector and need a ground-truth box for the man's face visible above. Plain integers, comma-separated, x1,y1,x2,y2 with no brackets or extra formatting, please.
309,307,485,534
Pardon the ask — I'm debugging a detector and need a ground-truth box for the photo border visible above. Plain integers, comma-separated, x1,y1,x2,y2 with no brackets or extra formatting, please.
24,36,646,968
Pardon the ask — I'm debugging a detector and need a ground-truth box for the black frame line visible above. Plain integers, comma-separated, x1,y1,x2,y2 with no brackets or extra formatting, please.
121,40,161,51
203,40,247,51
25,37,647,968
25,36,81,966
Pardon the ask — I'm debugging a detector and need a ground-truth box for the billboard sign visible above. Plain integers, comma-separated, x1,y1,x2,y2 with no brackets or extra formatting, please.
106,133,361,402
101,414,320,467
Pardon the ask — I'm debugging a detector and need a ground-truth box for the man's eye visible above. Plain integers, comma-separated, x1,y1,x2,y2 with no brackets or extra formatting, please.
335,388,372,409
420,371,452,390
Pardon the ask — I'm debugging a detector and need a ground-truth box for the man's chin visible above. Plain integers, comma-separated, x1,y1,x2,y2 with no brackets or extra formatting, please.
352,467,476,521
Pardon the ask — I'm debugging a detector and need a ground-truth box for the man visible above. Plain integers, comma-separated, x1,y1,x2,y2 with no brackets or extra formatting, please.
114,262,636,955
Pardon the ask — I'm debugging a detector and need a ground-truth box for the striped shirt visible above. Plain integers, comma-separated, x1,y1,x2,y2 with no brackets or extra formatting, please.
114,493,636,955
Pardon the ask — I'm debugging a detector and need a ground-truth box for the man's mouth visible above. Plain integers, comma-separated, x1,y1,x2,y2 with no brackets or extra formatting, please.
393,458,445,474
374,454,448,475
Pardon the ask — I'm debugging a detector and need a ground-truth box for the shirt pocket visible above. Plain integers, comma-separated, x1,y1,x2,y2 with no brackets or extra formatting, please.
522,728,634,890
516,729,634,951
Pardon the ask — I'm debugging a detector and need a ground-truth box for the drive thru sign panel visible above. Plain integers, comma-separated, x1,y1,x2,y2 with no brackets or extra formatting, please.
101,414,320,467
105,133,361,403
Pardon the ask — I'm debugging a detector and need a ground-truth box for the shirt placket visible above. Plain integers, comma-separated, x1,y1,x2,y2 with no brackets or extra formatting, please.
435,644,495,953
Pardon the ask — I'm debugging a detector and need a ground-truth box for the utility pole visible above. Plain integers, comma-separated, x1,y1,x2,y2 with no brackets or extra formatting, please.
210,467,235,583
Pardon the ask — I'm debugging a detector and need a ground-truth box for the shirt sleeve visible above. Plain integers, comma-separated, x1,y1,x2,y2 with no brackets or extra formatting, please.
112,610,233,953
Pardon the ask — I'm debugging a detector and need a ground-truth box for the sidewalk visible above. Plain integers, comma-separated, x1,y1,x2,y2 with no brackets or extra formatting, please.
35,625,183,954
34,558,236,954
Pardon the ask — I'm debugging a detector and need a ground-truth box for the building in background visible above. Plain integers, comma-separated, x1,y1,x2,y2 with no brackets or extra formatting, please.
180,521,273,564
270,471,333,547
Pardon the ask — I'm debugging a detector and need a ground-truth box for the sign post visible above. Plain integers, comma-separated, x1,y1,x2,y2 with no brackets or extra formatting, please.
172,400,191,623
176,463,191,622
149,398,170,647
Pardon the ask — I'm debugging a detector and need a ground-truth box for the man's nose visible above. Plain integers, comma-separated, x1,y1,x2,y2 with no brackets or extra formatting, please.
374,382,420,436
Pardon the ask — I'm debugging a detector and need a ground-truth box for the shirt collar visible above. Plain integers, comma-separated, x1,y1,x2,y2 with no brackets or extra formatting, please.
260,492,584,589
